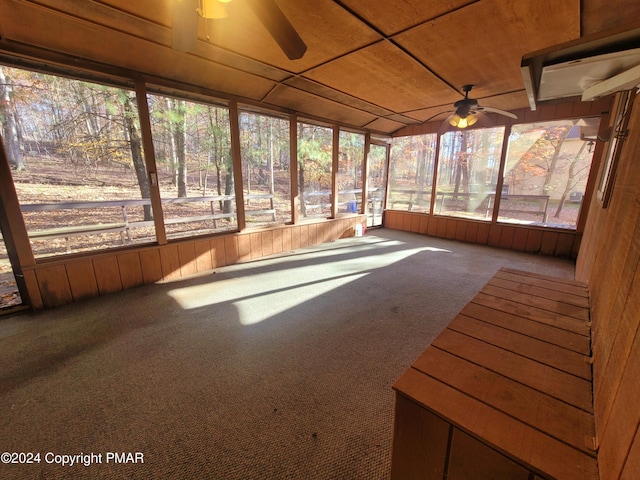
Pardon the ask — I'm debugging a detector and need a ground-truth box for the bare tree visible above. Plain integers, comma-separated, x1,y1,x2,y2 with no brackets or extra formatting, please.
0,67,25,170
166,97,187,197
554,140,590,218
123,92,152,220
540,123,575,195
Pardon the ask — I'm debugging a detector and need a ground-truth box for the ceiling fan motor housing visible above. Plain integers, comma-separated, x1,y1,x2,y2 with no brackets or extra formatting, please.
454,98,478,117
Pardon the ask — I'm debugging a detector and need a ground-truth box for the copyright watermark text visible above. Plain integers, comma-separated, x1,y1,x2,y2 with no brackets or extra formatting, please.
2,451,144,466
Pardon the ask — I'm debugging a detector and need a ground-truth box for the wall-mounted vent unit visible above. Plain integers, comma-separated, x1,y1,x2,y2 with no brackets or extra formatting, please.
521,25,640,110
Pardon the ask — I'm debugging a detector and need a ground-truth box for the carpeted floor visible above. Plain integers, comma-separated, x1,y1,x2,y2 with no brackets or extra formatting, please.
0,229,576,479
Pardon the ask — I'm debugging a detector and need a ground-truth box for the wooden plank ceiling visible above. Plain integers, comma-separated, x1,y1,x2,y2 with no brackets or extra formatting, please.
0,0,632,134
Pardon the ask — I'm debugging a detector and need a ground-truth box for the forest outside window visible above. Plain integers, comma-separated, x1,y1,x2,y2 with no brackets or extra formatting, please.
435,128,505,221
0,64,156,257
336,131,365,216
388,134,437,213
297,122,333,219
499,118,600,229
147,94,235,239
239,111,291,227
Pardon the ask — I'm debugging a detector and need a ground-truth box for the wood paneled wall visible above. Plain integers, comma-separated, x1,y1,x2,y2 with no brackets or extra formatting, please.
576,92,640,480
384,211,581,258
23,217,363,309
394,97,611,137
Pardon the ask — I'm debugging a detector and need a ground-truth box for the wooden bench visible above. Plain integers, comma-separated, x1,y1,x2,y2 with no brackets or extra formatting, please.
28,223,128,252
391,267,597,480
20,196,239,252
244,193,277,222
389,188,431,211
490,193,550,222
302,190,332,216
434,192,550,222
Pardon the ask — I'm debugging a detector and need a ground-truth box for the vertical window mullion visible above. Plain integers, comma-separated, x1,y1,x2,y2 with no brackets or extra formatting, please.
492,124,513,223
135,79,167,244
229,100,246,231
331,126,339,219
290,115,299,224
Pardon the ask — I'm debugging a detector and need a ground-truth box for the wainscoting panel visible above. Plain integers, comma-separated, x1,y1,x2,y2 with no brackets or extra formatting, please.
24,217,364,309
384,211,580,258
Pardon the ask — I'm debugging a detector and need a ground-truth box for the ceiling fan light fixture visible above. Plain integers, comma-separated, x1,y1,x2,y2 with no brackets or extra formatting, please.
450,114,478,129
434,85,516,131
198,0,227,19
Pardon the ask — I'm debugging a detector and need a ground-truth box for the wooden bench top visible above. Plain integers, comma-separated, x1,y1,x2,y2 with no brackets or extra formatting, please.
393,267,598,480
28,223,127,238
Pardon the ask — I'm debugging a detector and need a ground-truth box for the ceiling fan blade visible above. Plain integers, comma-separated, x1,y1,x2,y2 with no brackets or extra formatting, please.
477,106,518,119
473,110,495,127
172,0,199,52
244,0,307,60
423,110,453,123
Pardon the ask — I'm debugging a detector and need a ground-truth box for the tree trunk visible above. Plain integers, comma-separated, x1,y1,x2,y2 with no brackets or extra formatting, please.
269,122,275,197
167,99,187,197
208,106,224,201
49,76,65,149
123,93,152,220
0,67,25,170
453,133,468,198
299,161,307,217
298,125,307,216
541,123,574,195
166,98,178,187
215,161,223,212
176,124,187,198
268,121,274,175
417,146,427,202
223,148,234,213
554,140,589,218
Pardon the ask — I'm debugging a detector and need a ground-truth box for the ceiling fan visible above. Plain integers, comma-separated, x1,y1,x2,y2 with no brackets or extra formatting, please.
172,0,307,60
433,85,518,130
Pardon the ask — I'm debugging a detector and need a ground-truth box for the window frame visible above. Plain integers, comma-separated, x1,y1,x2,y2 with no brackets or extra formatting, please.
597,89,636,208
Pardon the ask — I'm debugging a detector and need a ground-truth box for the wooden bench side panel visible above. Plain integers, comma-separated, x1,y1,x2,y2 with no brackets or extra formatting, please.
390,394,450,479
447,428,531,480
393,368,599,480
